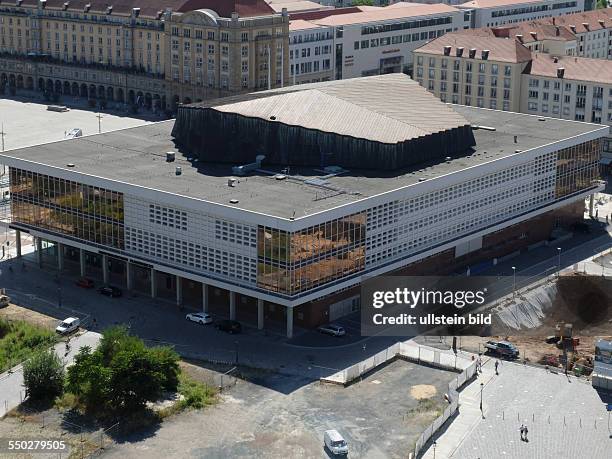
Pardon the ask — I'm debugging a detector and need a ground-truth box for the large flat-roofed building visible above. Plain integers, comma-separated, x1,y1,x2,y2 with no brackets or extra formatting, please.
288,3,469,84
0,74,606,337
458,0,585,29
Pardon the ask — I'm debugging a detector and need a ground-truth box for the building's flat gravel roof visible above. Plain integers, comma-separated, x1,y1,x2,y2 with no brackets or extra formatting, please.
0,106,604,219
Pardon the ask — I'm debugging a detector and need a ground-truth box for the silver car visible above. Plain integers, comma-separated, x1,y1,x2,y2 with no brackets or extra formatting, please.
185,312,213,325
317,324,346,337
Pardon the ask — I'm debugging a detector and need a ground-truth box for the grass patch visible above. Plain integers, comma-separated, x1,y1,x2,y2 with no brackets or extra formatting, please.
0,318,56,372
408,398,444,417
178,372,217,409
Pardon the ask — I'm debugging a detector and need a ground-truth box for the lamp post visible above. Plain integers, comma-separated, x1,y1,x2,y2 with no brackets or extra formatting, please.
480,382,484,415
433,441,437,459
557,247,562,277
512,266,516,298
234,340,239,365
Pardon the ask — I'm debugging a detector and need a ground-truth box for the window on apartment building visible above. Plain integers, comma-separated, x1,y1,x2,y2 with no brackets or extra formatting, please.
416,67,423,77
465,85,471,95
542,103,548,112
491,76,497,87
454,60,460,70
543,80,549,89
465,96,471,105
528,102,538,111
490,100,497,109
172,27,179,36
479,63,485,73
354,41,359,50
528,90,539,99
417,56,423,65
565,83,571,91
478,86,484,97
529,78,539,87
208,31,215,40
504,65,511,76
554,81,561,90
441,82,447,92
241,32,248,42
503,89,510,100
428,80,434,90
503,101,510,111
564,95,571,103
440,70,447,81
453,83,459,93
429,57,436,67
429,69,435,79
441,59,447,69
491,64,498,75
490,88,497,98
452,95,459,104
360,40,369,49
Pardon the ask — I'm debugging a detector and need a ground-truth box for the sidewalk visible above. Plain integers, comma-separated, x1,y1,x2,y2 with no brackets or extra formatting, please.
0,330,100,418
420,357,496,459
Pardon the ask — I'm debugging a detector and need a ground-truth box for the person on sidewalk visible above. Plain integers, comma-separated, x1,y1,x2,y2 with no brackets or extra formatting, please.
523,425,529,442
520,424,525,441
495,360,499,375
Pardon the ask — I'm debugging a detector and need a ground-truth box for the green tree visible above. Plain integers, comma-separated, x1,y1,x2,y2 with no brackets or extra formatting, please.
22,349,64,401
596,0,608,8
65,327,180,415
352,0,374,5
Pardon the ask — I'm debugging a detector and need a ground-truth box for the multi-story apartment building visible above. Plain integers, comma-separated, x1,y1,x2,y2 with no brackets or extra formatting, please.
548,8,612,59
0,0,289,110
414,30,612,157
1,75,606,337
458,0,585,29
289,3,469,84
413,32,532,110
520,53,612,155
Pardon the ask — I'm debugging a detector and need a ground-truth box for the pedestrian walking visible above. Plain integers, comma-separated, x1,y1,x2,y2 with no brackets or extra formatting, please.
477,354,483,373
523,425,528,442
519,424,525,441
495,360,499,375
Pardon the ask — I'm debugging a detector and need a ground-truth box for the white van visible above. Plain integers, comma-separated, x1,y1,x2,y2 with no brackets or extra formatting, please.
56,317,80,335
324,430,348,456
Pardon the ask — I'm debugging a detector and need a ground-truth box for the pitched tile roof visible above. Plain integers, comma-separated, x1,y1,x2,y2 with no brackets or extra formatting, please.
415,32,533,63
527,53,612,85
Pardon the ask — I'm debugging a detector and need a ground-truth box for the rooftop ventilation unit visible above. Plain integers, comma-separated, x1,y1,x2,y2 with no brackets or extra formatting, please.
40,0,47,8
443,45,451,56
166,151,175,162
481,49,489,60
132,7,140,17
557,67,565,78
569,24,576,33
62,1,69,10
582,22,589,30
175,166,182,176
106,5,112,14
232,154,265,176
598,19,605,27
84,3,90,12
456,47,464,57
516,34,523,42
469,48,476,58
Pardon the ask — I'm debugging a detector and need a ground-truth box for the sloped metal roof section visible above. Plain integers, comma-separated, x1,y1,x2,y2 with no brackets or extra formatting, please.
211,74,471,144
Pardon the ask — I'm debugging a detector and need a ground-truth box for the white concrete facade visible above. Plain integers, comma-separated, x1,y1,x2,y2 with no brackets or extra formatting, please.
459,0,585,29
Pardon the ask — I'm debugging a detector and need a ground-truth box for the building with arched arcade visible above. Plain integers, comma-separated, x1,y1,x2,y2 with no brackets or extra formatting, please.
0,0,289,111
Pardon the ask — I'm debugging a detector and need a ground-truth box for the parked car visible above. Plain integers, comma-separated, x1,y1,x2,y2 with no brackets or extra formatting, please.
186,312,213,325
484,340,519,359
317,324,346,337
98,285,122,297
216,320,242,334
55,317,80,335
324,429,348,456
65,128,83,139
0,293,10,308
75,277,95,289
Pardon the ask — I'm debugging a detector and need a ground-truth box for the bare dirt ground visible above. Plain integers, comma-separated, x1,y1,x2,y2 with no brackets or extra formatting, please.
0,303,58,331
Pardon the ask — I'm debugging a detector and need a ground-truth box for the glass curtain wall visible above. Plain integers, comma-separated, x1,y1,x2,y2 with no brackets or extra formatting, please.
9,168,124,249
555,139,600,198
257,212,366,295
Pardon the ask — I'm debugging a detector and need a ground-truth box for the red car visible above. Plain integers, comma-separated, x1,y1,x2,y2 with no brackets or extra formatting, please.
75,277,94,289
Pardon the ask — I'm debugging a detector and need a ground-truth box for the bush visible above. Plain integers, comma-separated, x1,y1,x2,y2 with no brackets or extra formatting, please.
66,326,180,415
177,373,216,410
23,349,64,401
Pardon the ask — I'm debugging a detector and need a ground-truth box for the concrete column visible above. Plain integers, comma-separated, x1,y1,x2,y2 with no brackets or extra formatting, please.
150,268,156,298
102,254,109,284
57,242,64,271
36,237,42,267
589,194,595,217
286,306,293,339
126,262,133,290
79,248,86,277
202,283,209,313
15,229,21,258
176,275,182,306
257,298,264,330
229,291,236,320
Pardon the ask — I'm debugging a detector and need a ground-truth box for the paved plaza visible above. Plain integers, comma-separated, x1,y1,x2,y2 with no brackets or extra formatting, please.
0,98,151,152
422,359,612,459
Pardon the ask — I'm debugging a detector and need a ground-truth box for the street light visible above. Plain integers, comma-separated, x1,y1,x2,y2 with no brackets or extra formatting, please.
480,382,484,415
433,441,437,459
512,266,516,298
557,247,562,277
234,340,239,365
